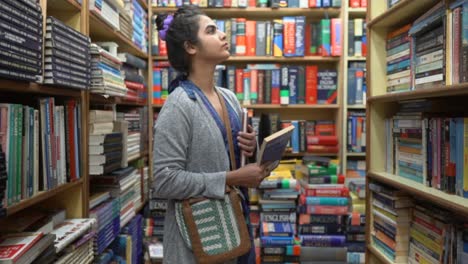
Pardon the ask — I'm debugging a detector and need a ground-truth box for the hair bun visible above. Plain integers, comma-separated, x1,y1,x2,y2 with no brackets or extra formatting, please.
155,13,168,32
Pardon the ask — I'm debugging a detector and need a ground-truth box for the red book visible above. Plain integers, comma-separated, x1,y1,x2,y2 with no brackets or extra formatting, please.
245,21,256,56
303,187,349,197
300,205,349,215
307,135,338,145
283,17,296,56
305,24,312,56
361,0,367,7
159,40,167,56
257,70,265,104
307,145,339,153
349,0,360,7
235,69,244,100
250,69,258,104
236,18,247,56
305,66,318,104
124,81,145,91
308,0,316,7
0,232,43,262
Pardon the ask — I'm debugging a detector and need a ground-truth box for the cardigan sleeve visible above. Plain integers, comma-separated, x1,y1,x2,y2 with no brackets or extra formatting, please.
152,94,226,200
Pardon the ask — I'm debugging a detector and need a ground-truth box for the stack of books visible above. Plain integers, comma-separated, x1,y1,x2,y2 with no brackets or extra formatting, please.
408,3,445,90
118,53,147,103
120,214,143,264
345,213,366,264
144,192,168,240
44,17,91,90
126,0,148,53
88,110,123,175
298,158,348,262
386,24,411,92
90,0,120,30
370,182,413,263
258,169,300,263
90,43,127,97
0,0,43,82
117,110,141,161
119,12,133,41
89,195,120,256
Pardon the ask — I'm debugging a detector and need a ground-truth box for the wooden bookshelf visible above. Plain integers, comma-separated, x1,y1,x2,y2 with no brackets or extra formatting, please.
367,0,439,28
0,81,83,97
153,55,340,62
89,94,148,106
152,7,341,18
347,152,366,157
6,180,83,217
348,7,367,17
47,0,82,11
89,11,148,59
368,83,468,103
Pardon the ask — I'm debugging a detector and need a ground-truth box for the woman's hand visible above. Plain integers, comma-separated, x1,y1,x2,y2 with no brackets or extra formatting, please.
237,125,256,158
226,163,270,188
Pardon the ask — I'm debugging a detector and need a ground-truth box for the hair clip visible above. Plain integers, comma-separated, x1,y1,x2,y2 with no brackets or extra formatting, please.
159,14,174,41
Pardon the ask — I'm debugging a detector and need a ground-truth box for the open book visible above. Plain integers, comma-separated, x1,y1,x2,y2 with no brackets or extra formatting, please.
257,125,295,172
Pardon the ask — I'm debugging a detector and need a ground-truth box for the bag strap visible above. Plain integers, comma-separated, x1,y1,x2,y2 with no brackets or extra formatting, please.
216,88,237,171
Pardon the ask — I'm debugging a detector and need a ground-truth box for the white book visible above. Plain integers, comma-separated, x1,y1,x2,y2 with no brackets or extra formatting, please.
51,218,96,253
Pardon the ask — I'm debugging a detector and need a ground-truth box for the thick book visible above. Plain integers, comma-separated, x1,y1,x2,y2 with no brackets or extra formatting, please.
257,125,295,172
0,232,43,263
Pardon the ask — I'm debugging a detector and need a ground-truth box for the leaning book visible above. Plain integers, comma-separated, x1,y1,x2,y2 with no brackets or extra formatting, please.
0,232,43,264
257,125,295,172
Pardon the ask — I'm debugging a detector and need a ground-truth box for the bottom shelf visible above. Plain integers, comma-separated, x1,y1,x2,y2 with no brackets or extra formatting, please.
6,179,83,217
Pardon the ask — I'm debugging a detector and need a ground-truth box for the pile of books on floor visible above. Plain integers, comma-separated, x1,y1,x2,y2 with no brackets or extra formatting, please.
258,166,300,263
118,53,147,103
0,209,96,263
89,110,123,176
90,42,127,97
298,157,350,263
0,0,43,82
44,16,90,90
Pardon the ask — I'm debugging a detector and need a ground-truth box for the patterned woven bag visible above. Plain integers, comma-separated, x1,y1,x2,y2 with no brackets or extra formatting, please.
174,89,251,263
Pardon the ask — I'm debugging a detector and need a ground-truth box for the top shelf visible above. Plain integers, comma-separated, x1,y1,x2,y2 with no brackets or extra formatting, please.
89,11,148,59
367,0,439,28
348,8,366,18
152,7,341,18
47,0,82,11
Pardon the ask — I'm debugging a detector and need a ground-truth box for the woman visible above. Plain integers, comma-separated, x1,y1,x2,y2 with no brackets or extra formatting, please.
152,6,270,264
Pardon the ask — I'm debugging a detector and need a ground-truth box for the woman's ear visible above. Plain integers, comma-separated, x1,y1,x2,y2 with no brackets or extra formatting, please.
184,41,197,55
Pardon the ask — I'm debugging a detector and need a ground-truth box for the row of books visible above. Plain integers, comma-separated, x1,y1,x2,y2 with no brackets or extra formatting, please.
152,17,342,57
128,0,149,53
119,53,149,103
153,64,338,106
347,110,366,153
151,0,343,8
0,0,43,82
347,19,367,58
347,62,366,105
386,3,445,93
369,182,468,263
0,100,82,207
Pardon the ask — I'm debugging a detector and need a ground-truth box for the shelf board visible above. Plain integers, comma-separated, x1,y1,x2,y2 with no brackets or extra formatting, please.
348,8,367,17
347,152,366,157
0,80,83,97
368,83,468,103
367,245,395,264
283,152,338,157
90,94,147,106
152,55,340,62
347,104,366,109
152,7,341,18
6,180,83,217
89,11,148,59
153,104,164,108
47,0,82,11
347,56,366,61
367,0,439,28
244,104,339,109
368,171,468,216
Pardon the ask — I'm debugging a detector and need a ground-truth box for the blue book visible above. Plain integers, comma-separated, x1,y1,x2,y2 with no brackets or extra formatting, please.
295,17,305,56
291,120,300,153
288,67,298,104
348,68,357,104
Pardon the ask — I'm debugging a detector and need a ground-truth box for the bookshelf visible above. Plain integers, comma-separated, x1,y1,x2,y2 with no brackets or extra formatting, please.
341,2,367,177
0,0,151,234
366,0,468,263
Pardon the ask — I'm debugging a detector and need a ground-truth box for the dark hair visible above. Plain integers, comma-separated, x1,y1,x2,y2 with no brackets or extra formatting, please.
155,6,204,76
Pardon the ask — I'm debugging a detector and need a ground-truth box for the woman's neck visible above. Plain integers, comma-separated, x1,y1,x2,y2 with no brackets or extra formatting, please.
188,62,216,94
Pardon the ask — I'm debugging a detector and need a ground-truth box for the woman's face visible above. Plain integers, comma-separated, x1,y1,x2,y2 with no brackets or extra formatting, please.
192,15,230,64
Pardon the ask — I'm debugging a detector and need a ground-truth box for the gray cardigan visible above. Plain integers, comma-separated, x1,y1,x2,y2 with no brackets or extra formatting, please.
152,85,242,264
